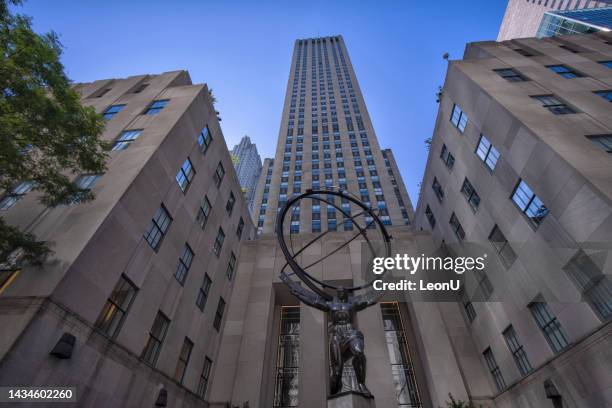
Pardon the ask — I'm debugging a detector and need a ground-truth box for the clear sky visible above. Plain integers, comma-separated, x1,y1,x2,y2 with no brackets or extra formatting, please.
18,0,507,203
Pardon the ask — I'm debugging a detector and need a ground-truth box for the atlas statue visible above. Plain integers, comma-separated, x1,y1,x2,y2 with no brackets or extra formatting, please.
276,189,392,399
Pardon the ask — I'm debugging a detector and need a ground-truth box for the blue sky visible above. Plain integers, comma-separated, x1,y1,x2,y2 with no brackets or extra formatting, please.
19,0,507,202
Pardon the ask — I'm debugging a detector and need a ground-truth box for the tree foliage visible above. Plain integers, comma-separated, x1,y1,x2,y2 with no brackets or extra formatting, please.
0,0,108,266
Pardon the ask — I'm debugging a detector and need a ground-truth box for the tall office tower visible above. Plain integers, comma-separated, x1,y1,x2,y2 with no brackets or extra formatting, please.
0,71,254,407
231,135,263,212
537,6,612,37
251,35,414,235
414,32,612,407
498,0,611,41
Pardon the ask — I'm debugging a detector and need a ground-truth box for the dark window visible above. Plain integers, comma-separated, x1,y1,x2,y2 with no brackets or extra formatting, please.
198,196,212,229
112,130,142,150
483,347,506,392
461,290,476,322
132,83,148,93
141,312,170,366
599,60,612,69
0,181,33,211
503,326,532,376
494,68,527,82
475,135,500,170
226,192,236,216
440,144,455,169
547,65,582,78
432,177,444,202
425,205,436,229
532,95,575,115
529,301,569,354
213,162,225,187
460,178,480,211
586,134,612,153
144,99,169,115
174,338,193,384
198,126,213,152
273,306,300,407
196,274,212,312
513,48,533,57
213,298,226,331
213,228,225,257
237,217,245,239
103,104,125,120
174,244,194,285
94,275,137,338
197,357,213,398
226,252,237,280
176,158,195,192
563,250,612,321
511,180,549,227
144,205,172,250
488,225,517,268
449,212,465,241
450,104,468,133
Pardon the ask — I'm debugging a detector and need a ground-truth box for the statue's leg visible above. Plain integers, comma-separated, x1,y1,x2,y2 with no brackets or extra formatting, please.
329,334,343,395
350,335,373,398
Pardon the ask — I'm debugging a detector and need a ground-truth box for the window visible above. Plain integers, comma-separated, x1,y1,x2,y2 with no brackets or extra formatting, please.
198,196,212,229
213,298,226,331
594,90,612,102
503,326,532,376
380,302,422,407
431,177,444,202
563,250,612,321
511,180,549,227
547,65,582,78
176,158,195,192
494,68,527,82
197,357,213,398
237,217,245,239
475,268,494,300
174,338,193,384
483,348,506,392
198,126,213,152
450,104,468,133
0,181,33,211
112,130,142,150
174,244,194,285
196,274,212,312
532,95,575,115
475,135,500,170
226,192,236,216
461,290,476,322
94,275,137,338
144,99,169,115
440,144,455,169
586,134,612,153
513,48,533,57
226,252,237,280
213,162,225,187
460,178,480,211
213,227,225,257
103,104,125,120
141,312,170,366
425,205,436,228
488,225,517,268
529,301,569,354
273,306,300,408
599,60,612,69
449,212,465,241
144,205,172,250
132,83,148,93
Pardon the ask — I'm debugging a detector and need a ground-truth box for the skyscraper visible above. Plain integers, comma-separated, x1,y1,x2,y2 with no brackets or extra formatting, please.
230,135,263,212
0,71,254,407
251,35,414,235
498,0,611,41
537,6,612,37
414,31,612,407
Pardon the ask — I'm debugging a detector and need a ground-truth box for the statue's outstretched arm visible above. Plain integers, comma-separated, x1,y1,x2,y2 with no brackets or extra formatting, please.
280,272,329,311
352,291,381,312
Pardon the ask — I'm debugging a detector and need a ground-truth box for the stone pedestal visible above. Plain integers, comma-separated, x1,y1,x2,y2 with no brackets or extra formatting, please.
327,392,376,408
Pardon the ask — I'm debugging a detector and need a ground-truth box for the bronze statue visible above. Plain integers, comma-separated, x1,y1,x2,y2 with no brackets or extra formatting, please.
276,189,392,399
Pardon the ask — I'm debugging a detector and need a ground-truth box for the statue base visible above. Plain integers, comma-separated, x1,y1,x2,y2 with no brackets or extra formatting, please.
327,391,376,408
